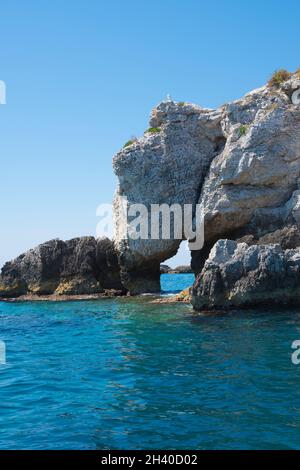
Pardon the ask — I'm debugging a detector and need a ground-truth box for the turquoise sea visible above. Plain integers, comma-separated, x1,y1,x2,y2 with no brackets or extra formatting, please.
0,273,300,450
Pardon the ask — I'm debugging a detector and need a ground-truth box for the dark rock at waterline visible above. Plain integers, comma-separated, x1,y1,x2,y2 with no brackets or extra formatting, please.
191,239,300,310
96,237,124,290
0,237,123,298
120,261,161,295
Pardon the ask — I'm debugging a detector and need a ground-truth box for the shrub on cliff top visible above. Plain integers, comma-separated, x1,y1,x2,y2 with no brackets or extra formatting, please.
123,137,137,148
268,69,291,88
145,127,161,134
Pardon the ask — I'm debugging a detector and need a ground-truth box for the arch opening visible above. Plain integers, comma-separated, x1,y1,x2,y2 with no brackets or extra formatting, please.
160,241,194,294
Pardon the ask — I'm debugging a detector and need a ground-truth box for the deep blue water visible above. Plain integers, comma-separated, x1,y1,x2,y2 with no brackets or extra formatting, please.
161,273,194,294
1,274,300,450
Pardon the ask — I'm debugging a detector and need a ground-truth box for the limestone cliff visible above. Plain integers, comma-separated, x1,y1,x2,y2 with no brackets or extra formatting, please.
113,101,225,293
192,239,300,310
192,75,300,273
113,72,300,295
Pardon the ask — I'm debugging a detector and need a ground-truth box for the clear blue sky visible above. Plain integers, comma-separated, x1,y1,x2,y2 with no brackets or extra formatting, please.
0,0,299,268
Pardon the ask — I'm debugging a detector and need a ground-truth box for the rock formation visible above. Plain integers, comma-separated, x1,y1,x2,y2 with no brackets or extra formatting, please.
192,74,300,274
113,101,225,293
113,71,300,296
3,70,300,305
192,239,300,310
0,237,122,298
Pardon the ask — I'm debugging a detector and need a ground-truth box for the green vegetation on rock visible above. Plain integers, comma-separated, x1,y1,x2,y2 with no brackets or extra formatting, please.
239,125,248,137
268,69,291,88
145,127,161,134
123,138,137,148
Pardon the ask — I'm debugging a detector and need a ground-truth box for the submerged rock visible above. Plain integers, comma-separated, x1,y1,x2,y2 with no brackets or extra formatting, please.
0,237,123,298
192,239,300,310
152,287,191,304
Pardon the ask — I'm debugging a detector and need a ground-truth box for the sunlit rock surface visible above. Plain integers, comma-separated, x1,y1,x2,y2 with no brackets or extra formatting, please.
113,73,300,294
192,239,300,310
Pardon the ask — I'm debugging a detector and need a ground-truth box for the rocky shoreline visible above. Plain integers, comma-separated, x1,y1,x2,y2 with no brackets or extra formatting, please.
2,70,300,310
0,290,124,303
0,237,124,299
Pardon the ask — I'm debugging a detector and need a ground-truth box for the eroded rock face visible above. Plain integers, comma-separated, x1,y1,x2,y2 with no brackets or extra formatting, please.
96,237,124,290
0,237,123,298
191,239,300,310
113,73,300,294
113,101,226,293
192,75,300,273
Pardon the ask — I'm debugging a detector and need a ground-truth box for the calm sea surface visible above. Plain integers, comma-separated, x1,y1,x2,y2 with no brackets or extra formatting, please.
0,274,300,450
